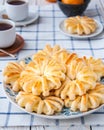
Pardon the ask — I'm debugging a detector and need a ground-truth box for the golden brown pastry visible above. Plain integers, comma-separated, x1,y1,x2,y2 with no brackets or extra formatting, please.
83,56,104,81
3,44,104,115
16,91,64,115
55,76,71,97
65,83,104,112
3,61,26,91
65,53,78,65
64,16,97,35
32,44,71,64
55,58,97,100
19,58,66,96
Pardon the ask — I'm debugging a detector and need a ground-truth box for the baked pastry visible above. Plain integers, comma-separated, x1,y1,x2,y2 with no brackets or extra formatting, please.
55,76,71,97
32,44,71,64
3,44,104,115
66,58,97,82
19,58,66,96
3,61,26,91
64,16,97,35
83,56,104,81
65,83,104,112
65,53,78,65
16,91,64,115
55,58,97,100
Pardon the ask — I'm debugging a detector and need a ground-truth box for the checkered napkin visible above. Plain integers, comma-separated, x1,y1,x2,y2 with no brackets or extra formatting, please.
0,2,104,127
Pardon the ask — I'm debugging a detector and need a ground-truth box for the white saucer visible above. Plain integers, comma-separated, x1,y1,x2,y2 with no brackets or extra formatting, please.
1,11,39,27
59,19,103,39
15,12,39,26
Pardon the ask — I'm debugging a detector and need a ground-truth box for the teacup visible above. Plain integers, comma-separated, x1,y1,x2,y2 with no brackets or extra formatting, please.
5,0,29,21
0,19,16,48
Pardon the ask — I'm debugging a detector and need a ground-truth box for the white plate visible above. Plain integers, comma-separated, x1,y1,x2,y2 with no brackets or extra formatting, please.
15,12,39,26
59,19,103,39
3,56,104,119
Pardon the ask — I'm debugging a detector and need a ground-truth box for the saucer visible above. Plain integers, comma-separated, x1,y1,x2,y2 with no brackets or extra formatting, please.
15,12,39,26
2,12,39,26
0,34,24,57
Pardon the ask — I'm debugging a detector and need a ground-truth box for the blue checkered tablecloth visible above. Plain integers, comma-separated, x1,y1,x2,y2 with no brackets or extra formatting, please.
0,2,104,127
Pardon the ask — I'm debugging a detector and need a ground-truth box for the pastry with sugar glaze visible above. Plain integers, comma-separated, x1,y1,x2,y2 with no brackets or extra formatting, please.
19,58,66,96
64,16,97,35
65,83,104,112
55,58,97,100
3,61,26,91
32,44,71,63
83,56,104,81
16,91,64,115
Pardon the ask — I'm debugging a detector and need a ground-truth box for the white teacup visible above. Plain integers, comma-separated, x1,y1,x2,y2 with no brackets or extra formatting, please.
5,0,29,21
0,19,16,48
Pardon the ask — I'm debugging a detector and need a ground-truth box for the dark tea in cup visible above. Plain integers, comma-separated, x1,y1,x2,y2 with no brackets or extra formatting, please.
0,23,12,31
8,0,26,5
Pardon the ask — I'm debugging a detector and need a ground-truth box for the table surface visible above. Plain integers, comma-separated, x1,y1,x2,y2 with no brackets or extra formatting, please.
0,0,104,129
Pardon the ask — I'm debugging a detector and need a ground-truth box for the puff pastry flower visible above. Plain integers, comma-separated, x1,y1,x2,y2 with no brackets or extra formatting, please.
64,16,97,35
16,91,64,115
32,44,71,64
55,58,97,100
83,56,104,81
65,83,104,112
3,61,26,91
19,58,66,96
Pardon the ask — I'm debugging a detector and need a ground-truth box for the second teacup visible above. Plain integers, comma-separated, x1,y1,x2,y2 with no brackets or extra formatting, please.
5,0,29,21
0,19,16,48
